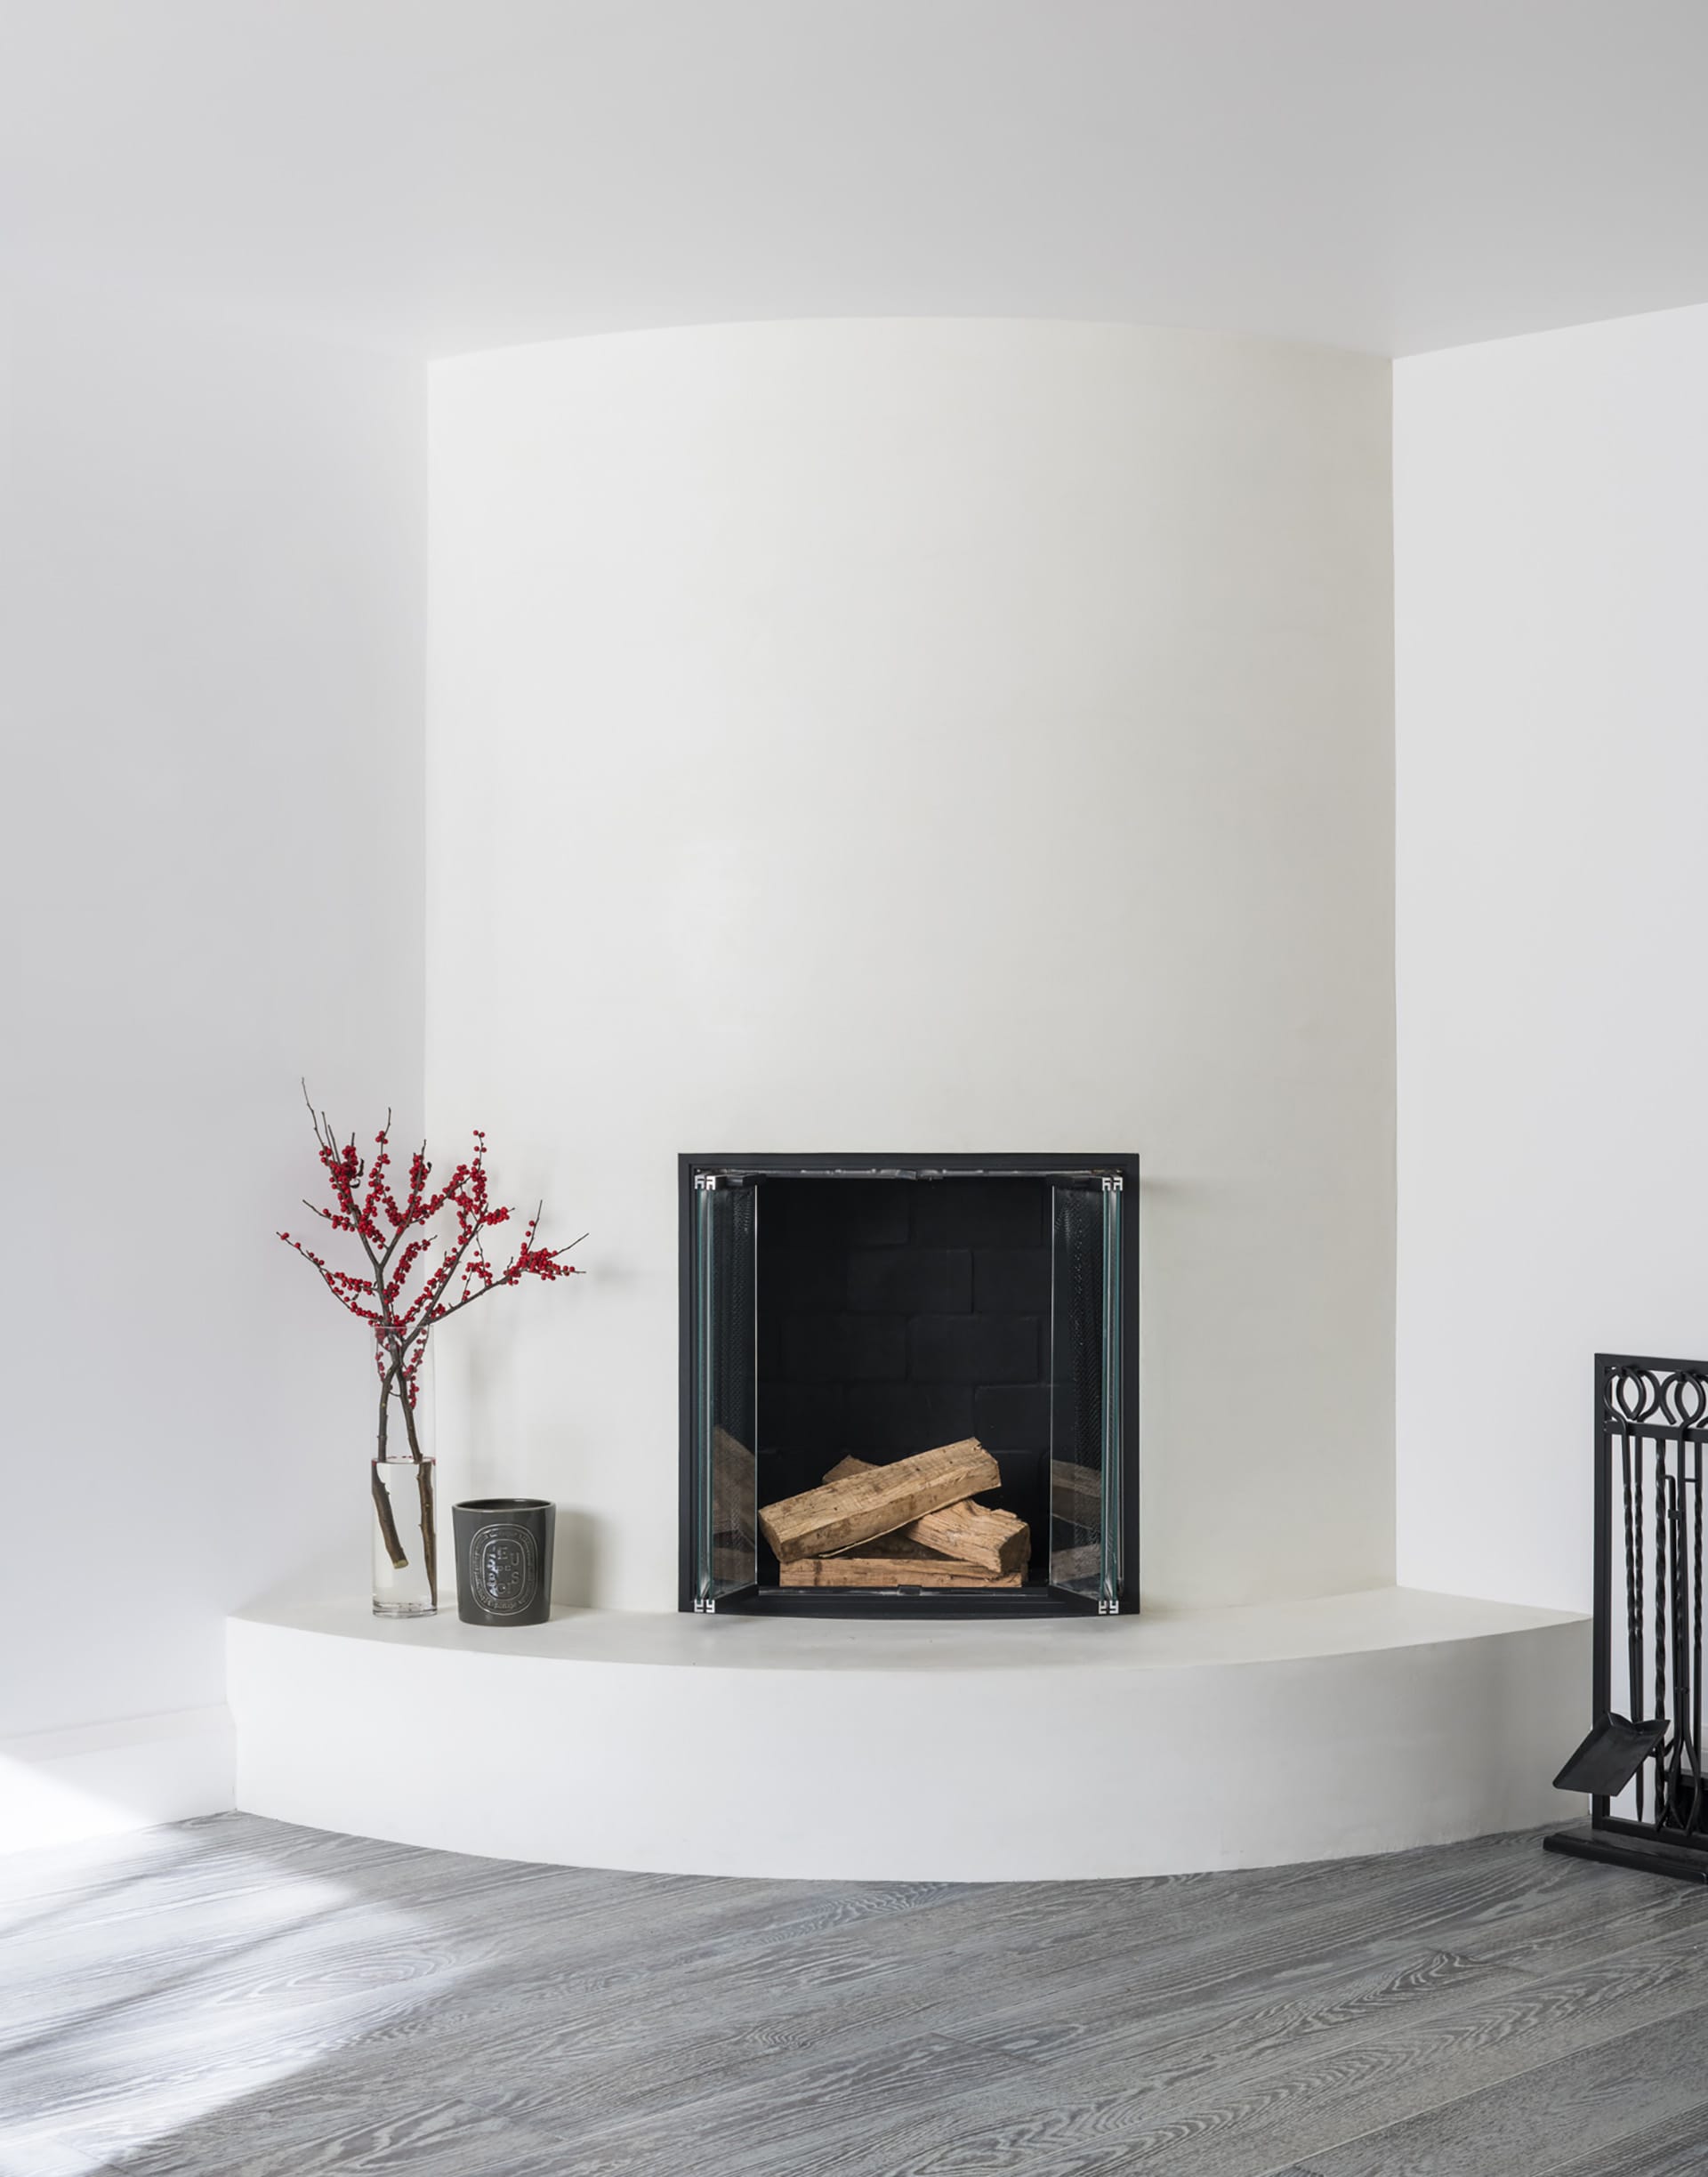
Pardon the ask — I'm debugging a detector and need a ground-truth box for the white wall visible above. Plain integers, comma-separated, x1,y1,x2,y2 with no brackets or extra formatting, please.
428,318,1395,1613
0,279,424,1827
1396,304,1708,1611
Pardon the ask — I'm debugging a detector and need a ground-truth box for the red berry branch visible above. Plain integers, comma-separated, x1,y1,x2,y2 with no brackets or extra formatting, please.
280,1084,584,1600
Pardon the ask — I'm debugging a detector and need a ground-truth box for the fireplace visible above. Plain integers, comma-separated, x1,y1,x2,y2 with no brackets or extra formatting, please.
679,1155,1138,1615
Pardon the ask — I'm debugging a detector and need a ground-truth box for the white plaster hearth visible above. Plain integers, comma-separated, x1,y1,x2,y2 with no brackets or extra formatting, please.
229,1589,1585,1881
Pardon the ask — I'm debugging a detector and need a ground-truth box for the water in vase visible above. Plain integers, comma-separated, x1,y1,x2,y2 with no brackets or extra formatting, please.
372,1455,439,1617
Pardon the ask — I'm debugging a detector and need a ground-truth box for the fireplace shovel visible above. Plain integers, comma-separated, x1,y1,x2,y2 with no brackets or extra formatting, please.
1553,1713,1668,1796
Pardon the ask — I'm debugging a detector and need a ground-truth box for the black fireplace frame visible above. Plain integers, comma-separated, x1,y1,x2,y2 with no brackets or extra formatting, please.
676,1151,1140,1617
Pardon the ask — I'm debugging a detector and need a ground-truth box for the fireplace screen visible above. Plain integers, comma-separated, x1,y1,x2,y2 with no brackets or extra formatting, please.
681,1157,1134,1616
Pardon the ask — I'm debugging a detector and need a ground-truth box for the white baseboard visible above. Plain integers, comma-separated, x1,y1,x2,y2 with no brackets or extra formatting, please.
0,1705,235,1854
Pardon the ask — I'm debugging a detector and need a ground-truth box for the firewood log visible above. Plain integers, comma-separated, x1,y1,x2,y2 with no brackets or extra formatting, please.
759,1438,999,1562
824,1456,1028,1574
779,1535,1023,1588
1051,1458,1104,1529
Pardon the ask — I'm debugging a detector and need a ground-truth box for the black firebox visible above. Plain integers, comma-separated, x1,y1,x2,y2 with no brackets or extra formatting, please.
678,1154,1139,1617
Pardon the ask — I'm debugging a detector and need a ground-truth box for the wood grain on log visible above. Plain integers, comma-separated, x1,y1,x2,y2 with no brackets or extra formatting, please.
1050,1541,1102,1584
825,1456,1029,1574
713,1425,754,1502
709,1428,757,1583
1051,1458,1104,1528
759,1438,1000,1562
778,1535,1024,1588
711,1541,754,1584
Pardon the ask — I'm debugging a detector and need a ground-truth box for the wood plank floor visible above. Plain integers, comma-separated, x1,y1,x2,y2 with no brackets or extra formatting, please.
5,1817,1708,2175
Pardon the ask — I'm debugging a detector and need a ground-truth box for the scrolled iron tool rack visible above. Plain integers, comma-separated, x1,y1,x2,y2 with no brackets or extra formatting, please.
1546,1354,1708,1883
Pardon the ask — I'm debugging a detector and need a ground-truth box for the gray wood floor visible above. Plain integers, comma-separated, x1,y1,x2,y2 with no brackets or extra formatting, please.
5,1817,1708,2175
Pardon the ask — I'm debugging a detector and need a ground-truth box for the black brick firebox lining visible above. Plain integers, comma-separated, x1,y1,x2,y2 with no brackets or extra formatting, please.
756,1176,1052,1581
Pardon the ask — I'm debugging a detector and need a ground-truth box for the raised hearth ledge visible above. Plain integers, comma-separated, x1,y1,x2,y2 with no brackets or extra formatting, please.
228,1587,1587,1881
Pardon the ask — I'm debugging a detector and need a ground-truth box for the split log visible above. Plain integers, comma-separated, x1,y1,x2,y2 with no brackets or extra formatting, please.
710,1428,757,1581
759,1438,999,1562
780,1535,1023,1589
713,1424,754,1503
712,1541,754,1584
1051,1458,1104,1529
825,1456,1029,1575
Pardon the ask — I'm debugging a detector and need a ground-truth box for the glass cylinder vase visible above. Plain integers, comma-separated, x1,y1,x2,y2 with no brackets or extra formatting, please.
372,1455,439,1617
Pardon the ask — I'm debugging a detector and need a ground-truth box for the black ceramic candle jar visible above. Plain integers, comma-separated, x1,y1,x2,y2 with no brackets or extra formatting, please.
452,1498,555,1626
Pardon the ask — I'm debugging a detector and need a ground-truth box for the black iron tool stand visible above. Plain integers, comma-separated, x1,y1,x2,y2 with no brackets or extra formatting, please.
1546,1353,1708,1883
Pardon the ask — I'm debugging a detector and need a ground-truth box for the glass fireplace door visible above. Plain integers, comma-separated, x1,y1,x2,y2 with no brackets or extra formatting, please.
690,1175,758,1609
1049,1177,1124,1611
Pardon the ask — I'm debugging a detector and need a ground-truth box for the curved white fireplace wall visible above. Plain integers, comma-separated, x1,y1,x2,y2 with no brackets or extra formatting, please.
426,318,1395,1613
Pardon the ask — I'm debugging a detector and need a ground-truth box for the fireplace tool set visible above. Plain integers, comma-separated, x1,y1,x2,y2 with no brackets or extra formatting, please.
1547,1355,1708,1881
